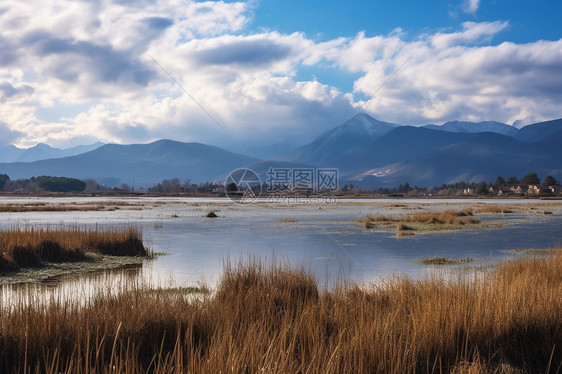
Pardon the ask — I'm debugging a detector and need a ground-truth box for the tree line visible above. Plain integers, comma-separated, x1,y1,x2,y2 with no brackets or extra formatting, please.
0,174,86,192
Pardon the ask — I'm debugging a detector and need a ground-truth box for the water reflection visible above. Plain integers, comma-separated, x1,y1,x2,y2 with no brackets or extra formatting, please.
1,263,144,308
1,197,561,299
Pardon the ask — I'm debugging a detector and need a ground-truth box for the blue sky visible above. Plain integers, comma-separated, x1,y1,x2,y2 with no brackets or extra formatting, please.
0,0,560,150
251,0,560,43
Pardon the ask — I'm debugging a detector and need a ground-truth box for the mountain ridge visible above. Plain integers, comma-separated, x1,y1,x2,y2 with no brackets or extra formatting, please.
0,114,561,188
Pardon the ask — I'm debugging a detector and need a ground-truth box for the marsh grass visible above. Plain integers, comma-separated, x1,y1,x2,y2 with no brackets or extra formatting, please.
363,208,482,236
475,205,514,214
0,201,143,213
1,252,562,373
503,248,561,255
0,226,148,273
416,257,475,265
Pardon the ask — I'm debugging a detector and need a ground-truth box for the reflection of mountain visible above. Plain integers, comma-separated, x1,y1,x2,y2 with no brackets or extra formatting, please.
1,114,561,188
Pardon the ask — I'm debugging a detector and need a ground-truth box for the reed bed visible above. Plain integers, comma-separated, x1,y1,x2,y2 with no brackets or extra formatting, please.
0,201,143,213
364,208,479,230
1,252,561,373
0,226,148,272
474,205,514,214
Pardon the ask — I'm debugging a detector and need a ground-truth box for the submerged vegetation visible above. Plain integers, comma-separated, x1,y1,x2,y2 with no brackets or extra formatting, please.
1,252,561,372
415,256,475,265
0,226,148,273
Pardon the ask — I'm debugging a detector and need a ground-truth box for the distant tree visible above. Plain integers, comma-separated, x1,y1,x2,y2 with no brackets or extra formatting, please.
520,173,541,185
494,176,506,187
475,182,488,195
183,179,192,191
543,175,559,186
120,183,131,191
85,179,107,192
170,178,181,192
506,176,519,186
35,176,86,192
226,182,238,192
0,174,9,190
161,179,171,193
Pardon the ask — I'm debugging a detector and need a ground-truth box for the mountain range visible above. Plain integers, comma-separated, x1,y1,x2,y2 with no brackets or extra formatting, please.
0,114,561,188
0,142,104,163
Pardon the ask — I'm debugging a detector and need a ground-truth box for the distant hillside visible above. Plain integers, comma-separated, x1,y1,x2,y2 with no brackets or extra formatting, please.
0,140,259,187
0,142,104,163
352,131,561,187
1,114,561,189
283,114,562,187
424,120,518,137
515,119,562,142
285,113,398,165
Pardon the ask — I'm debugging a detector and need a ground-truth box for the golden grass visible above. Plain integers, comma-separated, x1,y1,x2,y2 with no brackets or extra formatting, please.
474,205,514,214
363,209,480,232
0,226,148,273
0,201,144,213
1,252,562,373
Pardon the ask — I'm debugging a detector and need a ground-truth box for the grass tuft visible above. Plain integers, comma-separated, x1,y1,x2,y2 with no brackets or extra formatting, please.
0,226,147,273
1,251,562,372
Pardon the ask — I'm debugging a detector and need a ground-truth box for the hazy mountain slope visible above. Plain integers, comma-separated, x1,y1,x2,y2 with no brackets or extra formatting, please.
352,132,561,187
424,120,518,137
285,113,399,165
333,126,473,173
0,140,259,187
0,142,104,163
0,144,22,163
516,118,562,142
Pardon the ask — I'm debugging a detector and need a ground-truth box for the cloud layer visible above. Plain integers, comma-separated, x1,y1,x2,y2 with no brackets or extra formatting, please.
0,0,560,151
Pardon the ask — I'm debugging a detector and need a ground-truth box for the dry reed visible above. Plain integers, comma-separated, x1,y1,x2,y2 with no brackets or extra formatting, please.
1,252,561,373
0,226,148,272
475,205,514,214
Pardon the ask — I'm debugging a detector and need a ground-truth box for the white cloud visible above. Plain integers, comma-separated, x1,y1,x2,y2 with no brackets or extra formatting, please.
463,0,480,14
431,21,509,49
0,0,560,150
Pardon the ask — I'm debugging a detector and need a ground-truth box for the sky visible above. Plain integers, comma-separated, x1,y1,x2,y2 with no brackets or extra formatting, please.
0,0,561,152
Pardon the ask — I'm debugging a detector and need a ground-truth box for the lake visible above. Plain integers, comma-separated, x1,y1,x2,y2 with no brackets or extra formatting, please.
1,196,561,297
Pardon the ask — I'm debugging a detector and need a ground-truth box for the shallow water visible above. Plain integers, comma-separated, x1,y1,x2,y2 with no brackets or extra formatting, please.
1,197,561,296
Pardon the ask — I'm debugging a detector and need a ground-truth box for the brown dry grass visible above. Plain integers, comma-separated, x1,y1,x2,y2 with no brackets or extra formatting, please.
474,205,514,214
1,252,562,373
364,208,480,229
0,226,147,273
0,201,143,212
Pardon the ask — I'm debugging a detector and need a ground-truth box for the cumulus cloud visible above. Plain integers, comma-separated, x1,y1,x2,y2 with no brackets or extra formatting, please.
322,23,561,126
0,81,34,100
463,0,481,14
0,0,560,150
431,21,509,49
